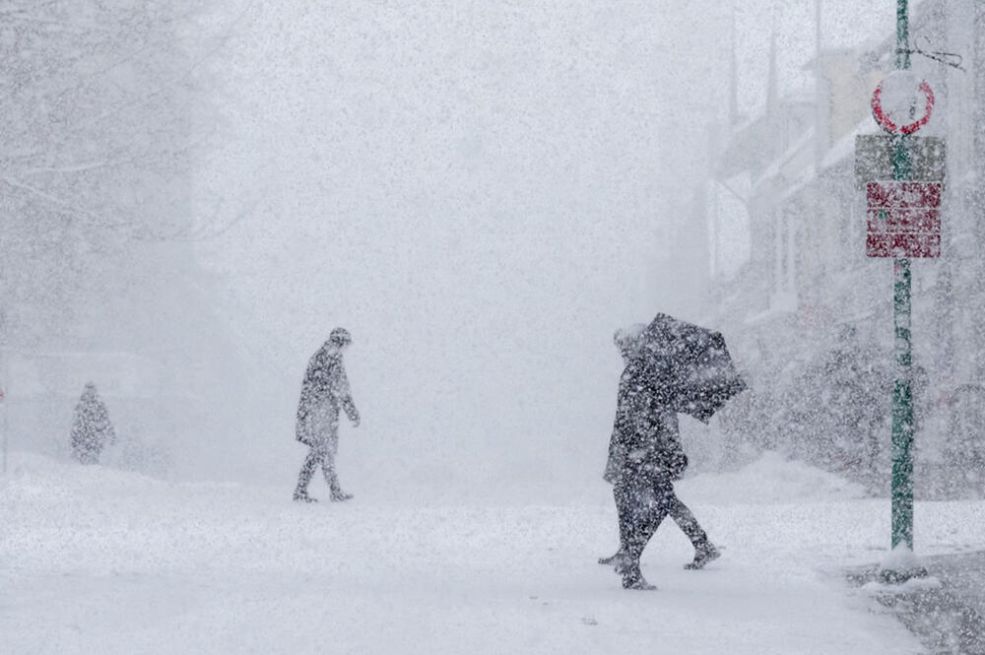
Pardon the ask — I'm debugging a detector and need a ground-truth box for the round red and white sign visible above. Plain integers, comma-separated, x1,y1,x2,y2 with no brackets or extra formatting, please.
871,72,935,135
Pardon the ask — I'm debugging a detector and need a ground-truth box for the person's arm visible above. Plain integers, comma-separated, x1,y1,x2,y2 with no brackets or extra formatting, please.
337,365,360,426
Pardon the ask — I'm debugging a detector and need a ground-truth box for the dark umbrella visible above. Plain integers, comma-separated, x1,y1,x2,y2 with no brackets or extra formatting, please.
635,313,748,423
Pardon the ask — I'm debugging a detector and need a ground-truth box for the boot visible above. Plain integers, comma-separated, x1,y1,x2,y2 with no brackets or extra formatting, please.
598,549,627,566
295,453,318,503
684,543,720,570
615,559,656,591
324,466,351,502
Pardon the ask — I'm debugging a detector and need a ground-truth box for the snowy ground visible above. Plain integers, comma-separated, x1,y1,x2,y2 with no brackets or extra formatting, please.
3,452,981,654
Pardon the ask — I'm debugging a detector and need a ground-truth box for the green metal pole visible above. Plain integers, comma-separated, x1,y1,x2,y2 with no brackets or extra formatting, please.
896,0,910,70
891,0,914,553
891,257,913,551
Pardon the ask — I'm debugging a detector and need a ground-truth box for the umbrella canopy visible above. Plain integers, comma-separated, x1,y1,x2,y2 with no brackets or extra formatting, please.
635,313,748,423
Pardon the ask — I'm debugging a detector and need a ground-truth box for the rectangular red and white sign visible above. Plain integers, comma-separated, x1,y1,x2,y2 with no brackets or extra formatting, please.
866,181,942,208
866,233,940,258
867,208,941,233
866,181,942,258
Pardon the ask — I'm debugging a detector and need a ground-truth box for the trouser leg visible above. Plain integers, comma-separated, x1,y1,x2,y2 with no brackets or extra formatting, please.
295,448,321,495
614,476,670,588
321,453,342,496
616,477,670,565
614,482,635,558
321,429,344,496
615,482,638,560
614,486,629,553
597,486,627,564
665,491,710,549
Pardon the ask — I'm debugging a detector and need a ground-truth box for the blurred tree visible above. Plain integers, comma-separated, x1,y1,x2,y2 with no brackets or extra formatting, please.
0,1,228,350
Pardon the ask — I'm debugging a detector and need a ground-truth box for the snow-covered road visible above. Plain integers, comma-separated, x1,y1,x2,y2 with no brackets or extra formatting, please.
4,453,977,654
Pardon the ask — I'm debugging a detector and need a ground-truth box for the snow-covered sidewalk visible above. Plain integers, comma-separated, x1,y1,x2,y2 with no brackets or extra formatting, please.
4,453,977,654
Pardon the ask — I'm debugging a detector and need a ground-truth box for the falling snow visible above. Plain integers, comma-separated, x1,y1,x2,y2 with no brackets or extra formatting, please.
2,1,985,653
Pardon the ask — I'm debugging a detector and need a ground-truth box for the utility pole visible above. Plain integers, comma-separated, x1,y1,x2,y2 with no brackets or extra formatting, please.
858,4,943,581
889,0,914,556
879,0,930,583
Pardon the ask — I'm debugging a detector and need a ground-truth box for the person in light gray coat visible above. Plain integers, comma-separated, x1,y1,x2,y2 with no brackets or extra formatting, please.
293,327,361,502
70,382,116,465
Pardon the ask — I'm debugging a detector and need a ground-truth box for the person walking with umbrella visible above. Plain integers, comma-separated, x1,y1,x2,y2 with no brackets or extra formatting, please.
293,327,361,503
599,325,720,577
603,315,745,590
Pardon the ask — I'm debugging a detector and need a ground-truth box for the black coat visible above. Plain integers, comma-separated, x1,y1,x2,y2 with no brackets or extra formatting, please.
604,360,688,484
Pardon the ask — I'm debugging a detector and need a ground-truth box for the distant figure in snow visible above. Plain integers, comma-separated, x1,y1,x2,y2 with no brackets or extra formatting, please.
293,327,361,503
70,382,116,465
599,325,719,590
